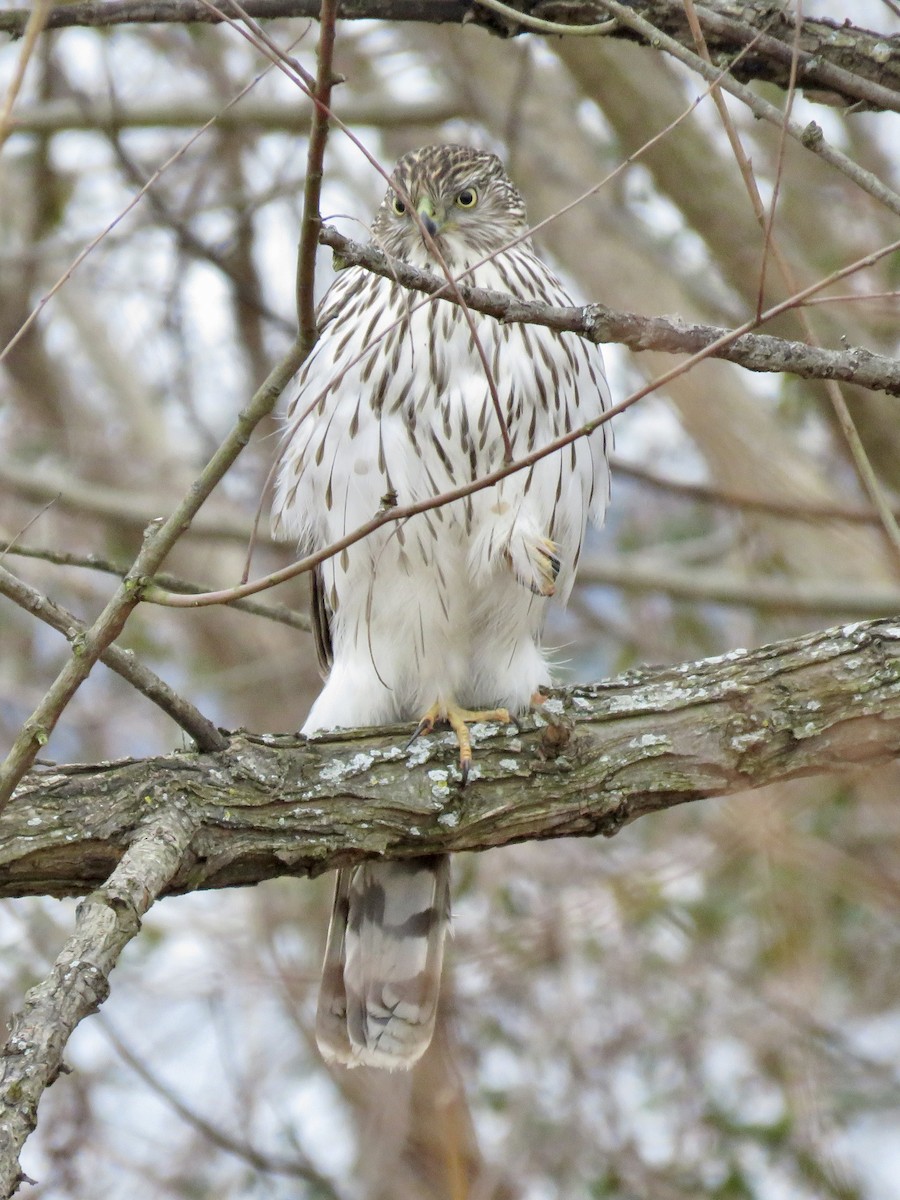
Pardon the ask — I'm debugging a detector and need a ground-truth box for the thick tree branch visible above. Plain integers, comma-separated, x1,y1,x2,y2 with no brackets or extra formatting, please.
0,806,197,1200
319,228,900,397
3,616,900,900
1,2,898,115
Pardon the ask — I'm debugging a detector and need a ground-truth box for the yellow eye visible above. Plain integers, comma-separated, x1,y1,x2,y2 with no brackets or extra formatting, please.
456,187,478,209
391,196,407,216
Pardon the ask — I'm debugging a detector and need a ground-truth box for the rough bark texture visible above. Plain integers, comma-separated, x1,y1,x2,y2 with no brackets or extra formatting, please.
0,808,197,1200
319,228,900,397
2,2,899,113
3,615,900,901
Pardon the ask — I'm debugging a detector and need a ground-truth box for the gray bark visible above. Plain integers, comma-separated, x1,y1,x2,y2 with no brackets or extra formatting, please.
0,808,197,1200
4,615,900,901
2,3,898,114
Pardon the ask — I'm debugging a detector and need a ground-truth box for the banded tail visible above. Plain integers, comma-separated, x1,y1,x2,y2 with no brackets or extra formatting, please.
316,855,450,1070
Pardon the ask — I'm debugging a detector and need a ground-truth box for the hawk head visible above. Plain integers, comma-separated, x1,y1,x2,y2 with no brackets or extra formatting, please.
371,144,530,267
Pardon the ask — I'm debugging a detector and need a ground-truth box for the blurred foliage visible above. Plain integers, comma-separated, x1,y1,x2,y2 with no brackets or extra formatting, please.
2,2,900,1197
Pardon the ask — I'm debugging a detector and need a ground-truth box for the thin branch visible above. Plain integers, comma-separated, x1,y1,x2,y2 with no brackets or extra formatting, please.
4,615,900,899
597,0,900,220
6,95,458,135
100,1019,346,1196
611,457,900,526
578,554,900,616
0,0,50,150
0,805,198,1200
295,0,338,348
0,564,229,752
143,228,900,612
0,539,309,630
0,460,283,546
0,341,306,812
474,0,617,35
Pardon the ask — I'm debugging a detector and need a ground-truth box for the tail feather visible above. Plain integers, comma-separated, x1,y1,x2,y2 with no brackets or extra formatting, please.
316,855,450,1070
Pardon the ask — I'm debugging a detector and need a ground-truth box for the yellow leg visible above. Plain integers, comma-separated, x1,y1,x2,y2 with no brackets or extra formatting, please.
410,700,510,782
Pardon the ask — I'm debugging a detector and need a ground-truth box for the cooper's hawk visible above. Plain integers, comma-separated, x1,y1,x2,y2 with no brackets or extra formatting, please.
274,144,612,1069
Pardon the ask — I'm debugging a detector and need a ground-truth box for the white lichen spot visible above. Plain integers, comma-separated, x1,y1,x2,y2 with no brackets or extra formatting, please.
842,621,863,637
794,722,821,738
428,768,451,798
469,721,502,742
406,741,432,767
807,700,821,711
540,697,566,716
572,696,592,710
499,758,519,772
630,733,670,749
732,731,767,752
437,810,459,827
27,816,41,827
348,752,374,772
319,758,352,783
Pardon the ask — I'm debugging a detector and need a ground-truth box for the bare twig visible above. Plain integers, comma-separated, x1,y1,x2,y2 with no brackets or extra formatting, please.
100,1019,346,1195
0,343,306,811
597,0,900,219
474,0,617,35
578,554,900,616
0,0,50,150
144,228,900,611
612,457,900,526
0,539,309,630
295,0,337,345
0,564,229,752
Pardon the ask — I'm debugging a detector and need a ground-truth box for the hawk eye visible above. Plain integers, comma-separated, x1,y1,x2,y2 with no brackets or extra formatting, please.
456,187,478,209
391,196,407,216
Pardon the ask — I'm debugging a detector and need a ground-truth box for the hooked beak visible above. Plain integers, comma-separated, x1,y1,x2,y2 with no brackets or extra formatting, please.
416,196,444,239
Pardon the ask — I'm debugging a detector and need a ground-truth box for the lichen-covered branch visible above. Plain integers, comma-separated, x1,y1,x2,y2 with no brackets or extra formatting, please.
3,616,900,901
0,806,197,1200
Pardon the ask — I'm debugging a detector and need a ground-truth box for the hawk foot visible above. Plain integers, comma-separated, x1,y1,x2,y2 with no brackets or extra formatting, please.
409,701,511,784
531,537,561,596
508,536,560,596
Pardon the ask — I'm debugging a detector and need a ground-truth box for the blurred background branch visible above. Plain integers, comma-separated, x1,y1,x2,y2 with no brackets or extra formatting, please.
2,0,900,1195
